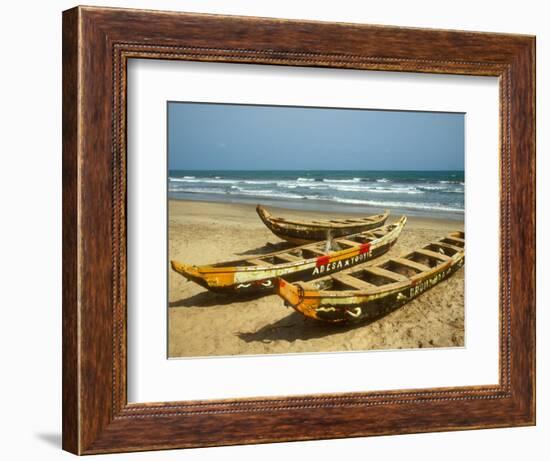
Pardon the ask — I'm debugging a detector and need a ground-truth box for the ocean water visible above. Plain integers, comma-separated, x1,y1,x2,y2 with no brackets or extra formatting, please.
168,170,464,219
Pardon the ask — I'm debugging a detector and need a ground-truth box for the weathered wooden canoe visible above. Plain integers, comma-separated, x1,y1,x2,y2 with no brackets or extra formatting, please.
256,205,389,244
276,231,464,322
171,216,406,294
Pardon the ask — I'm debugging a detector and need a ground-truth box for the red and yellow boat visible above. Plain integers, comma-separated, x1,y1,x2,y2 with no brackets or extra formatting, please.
276,231,464,322
171,216,406,294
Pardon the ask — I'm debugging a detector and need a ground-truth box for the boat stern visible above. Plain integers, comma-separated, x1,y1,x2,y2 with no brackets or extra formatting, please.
276,278,323,320
276,278,303,306
393,215,407,234
378,209,390,224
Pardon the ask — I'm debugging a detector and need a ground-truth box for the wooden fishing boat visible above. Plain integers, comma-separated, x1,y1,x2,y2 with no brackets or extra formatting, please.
171,216,406,294
256,205,389,244
276,231,465,322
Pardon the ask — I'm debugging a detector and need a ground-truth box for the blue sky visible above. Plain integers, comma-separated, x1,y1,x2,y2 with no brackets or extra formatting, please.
168,102,464,171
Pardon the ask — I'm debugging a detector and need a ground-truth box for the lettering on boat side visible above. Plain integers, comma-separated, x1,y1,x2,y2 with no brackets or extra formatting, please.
408,264,458,298
312,250,372,276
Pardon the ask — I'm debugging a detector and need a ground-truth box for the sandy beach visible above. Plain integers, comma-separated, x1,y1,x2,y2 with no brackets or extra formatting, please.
168,199,465,358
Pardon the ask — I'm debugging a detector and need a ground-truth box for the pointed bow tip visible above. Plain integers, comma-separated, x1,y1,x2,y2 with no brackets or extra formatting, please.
170,260,201,278
256,204,272,222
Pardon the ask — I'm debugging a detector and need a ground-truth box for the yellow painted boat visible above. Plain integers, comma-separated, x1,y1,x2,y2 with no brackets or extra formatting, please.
171,216,406,294
256,205,389,244
276,231,464,322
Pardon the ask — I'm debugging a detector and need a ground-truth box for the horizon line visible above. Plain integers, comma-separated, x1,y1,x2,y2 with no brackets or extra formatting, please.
167,168,465,172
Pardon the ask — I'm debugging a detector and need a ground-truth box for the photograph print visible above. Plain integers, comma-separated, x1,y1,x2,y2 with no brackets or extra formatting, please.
167,102,465,358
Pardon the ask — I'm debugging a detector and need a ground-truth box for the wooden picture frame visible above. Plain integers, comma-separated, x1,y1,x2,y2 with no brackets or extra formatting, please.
62,5,535,454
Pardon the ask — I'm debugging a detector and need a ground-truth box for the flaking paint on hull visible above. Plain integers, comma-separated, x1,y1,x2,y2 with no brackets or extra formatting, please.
172,243,396,295
171,217,406,295
256,205,389,244
313,259,463,322
276,237,465,323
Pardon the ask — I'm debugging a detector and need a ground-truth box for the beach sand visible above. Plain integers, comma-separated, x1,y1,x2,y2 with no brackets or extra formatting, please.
168,200,465,358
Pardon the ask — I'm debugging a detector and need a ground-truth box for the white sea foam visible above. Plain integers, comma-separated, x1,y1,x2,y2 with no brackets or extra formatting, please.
169,177,200,182
242,180,276,185
417,185,447,191
168,187,228,195
328,184,424,194
230,187,303,200
330,197,463,212
168,173,464,215
322,178,361,183
418,184,464,192
169,177,240,185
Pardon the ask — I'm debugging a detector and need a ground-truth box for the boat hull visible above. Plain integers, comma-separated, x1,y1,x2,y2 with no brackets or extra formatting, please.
276,233,465,322
172,241,396,295
256,205,389,244
171,217,406,295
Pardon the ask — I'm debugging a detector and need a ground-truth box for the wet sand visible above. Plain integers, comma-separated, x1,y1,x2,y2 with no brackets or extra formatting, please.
168,200,465,358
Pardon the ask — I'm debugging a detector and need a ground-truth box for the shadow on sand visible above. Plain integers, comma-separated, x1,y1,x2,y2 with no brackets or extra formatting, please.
236,311,384,343
169,290,270,308
235,241,295,256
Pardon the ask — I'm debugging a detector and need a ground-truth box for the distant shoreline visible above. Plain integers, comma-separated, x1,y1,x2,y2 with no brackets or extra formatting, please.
168,195,465,222
168,197,464,224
